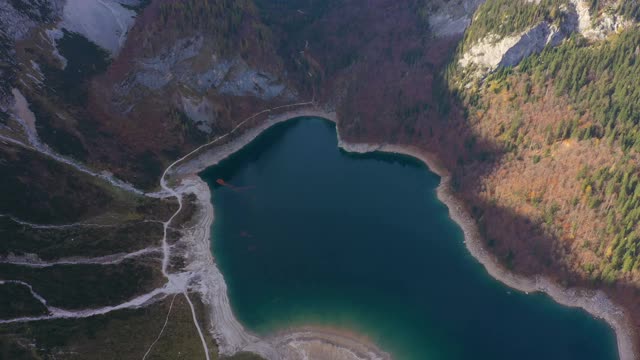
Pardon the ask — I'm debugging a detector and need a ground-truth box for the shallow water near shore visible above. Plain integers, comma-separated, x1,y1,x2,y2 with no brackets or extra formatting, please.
201,117,619,360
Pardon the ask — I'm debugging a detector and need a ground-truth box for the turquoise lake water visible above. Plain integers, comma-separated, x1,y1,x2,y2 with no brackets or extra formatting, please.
201,118,619,360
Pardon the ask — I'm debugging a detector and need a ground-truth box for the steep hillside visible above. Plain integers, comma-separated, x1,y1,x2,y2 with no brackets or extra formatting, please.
447,0,640,352
4,0,300,190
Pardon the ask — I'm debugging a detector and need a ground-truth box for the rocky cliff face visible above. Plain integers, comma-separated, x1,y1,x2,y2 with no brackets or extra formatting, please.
458,0,637,80
458,1,579,77
569,0,632,40
459,21,566,73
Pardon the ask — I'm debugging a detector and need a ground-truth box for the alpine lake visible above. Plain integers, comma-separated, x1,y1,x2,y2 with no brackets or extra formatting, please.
200,118,619,360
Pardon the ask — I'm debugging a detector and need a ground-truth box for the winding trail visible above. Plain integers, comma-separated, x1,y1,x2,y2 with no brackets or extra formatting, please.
154,100,315,360
0,214,122,229
158,100,314,272
0,282,173,324
185,291,211,360
1,100,317,359
142,294,177,360
0,247,162,268
0,280,51,310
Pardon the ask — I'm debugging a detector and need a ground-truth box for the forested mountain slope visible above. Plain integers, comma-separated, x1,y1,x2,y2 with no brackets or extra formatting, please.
448,0,640,348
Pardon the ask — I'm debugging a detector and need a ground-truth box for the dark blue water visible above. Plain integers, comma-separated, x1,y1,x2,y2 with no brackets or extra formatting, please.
201,118,619,360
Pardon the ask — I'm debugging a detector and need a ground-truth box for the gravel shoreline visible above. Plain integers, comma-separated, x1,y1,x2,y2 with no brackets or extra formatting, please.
175,107,636,360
